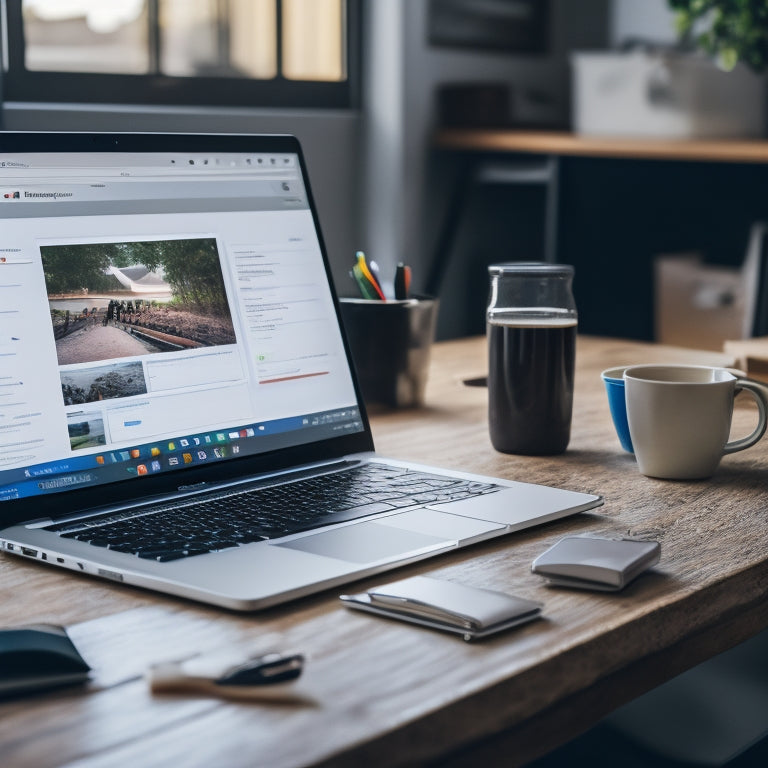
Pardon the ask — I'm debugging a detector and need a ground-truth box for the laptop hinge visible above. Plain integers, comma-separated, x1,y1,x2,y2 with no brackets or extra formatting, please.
33,458,363,528
178,481,208,492
172,459,358,495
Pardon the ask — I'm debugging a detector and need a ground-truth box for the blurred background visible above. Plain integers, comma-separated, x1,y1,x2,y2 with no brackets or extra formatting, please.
2,0,766,347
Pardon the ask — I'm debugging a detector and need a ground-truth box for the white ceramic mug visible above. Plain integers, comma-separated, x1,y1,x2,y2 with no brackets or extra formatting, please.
623,365,768,480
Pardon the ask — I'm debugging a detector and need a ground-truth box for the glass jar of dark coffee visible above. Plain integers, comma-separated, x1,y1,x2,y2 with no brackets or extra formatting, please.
487,263,577,455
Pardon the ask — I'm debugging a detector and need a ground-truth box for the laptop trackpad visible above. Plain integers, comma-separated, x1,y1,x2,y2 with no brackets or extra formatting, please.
276,520,452,564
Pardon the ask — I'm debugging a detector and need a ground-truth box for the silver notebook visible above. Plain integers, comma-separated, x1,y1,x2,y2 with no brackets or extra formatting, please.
0,132,602,610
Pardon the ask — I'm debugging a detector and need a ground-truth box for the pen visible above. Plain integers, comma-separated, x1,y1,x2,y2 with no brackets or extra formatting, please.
216,651,304,686
352,262,379,299
356,251,386,301
369,258,386,298
394,263,411,300
147,650,309,703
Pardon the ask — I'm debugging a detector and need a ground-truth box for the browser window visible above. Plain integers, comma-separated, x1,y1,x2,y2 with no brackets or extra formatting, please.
0,150,361,501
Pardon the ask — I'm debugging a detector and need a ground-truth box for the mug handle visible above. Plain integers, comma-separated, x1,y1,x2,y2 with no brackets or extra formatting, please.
723,379,768,454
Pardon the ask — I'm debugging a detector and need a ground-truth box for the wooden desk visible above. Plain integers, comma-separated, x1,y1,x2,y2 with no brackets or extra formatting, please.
2,336,767,768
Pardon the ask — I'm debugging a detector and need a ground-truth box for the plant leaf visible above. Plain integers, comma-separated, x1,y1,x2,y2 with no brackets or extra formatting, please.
718,46,739,70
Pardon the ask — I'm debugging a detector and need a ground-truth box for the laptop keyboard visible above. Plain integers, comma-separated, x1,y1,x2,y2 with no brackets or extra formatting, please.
48,464,499,562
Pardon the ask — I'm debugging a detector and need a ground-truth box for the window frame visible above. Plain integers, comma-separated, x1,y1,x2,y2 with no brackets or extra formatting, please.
2,0,360,109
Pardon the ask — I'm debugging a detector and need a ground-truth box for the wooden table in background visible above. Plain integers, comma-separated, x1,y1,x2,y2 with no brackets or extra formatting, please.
435,129,768,164
427,130,768,340
1,336,766,768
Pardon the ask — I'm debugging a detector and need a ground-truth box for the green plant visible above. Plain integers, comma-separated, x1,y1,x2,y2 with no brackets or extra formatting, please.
669,0,768,73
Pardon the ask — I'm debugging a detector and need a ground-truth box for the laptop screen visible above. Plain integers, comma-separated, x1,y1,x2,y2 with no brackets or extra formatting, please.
0,134,366,512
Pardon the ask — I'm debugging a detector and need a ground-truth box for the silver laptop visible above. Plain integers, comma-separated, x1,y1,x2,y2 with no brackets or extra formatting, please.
0,132,601,610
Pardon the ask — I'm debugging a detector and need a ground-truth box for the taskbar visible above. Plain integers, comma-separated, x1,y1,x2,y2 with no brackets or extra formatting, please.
0,406,363,501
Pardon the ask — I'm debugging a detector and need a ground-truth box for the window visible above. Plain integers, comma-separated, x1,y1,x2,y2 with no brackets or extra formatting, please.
1,0,358,108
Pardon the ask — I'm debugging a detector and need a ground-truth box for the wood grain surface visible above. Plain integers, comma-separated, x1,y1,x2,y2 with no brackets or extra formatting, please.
435,129,768,164
1,336,766,768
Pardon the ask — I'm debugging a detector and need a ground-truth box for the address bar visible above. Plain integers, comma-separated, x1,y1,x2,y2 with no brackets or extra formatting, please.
0,167,296,178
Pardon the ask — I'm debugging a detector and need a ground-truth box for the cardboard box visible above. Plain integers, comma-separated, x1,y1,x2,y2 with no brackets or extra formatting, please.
655,254,747,351
723,337,768,382
572,52,765,138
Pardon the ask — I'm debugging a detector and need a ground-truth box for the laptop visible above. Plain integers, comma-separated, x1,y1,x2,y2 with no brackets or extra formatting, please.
0,132,602,610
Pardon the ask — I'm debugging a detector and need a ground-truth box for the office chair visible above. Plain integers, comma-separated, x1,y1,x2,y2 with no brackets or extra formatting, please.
426,157,560,339
426,156,559,298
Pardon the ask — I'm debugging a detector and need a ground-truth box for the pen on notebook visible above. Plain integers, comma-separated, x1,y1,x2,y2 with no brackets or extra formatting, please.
394,263,411,300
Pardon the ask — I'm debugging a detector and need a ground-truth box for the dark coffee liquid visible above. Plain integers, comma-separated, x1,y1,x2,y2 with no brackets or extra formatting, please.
488,320,576,455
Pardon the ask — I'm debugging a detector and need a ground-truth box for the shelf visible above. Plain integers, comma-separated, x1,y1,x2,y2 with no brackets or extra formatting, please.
435,129,768,164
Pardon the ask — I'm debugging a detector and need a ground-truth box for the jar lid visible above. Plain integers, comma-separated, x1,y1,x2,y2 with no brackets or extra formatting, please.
488,262,574,275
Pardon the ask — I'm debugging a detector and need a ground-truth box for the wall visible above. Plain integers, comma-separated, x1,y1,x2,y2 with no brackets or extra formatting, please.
362,0,610,293
610,0,677,47
358,0,405,298
359,0,613,306
367,0,610,337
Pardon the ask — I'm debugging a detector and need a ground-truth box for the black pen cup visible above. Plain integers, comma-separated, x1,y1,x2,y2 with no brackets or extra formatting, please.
339,296,438,408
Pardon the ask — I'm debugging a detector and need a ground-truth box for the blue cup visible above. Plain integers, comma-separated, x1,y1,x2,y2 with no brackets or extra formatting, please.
601,366,634,453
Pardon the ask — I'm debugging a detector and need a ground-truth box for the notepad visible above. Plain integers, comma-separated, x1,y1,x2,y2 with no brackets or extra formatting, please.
341,575,543,641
